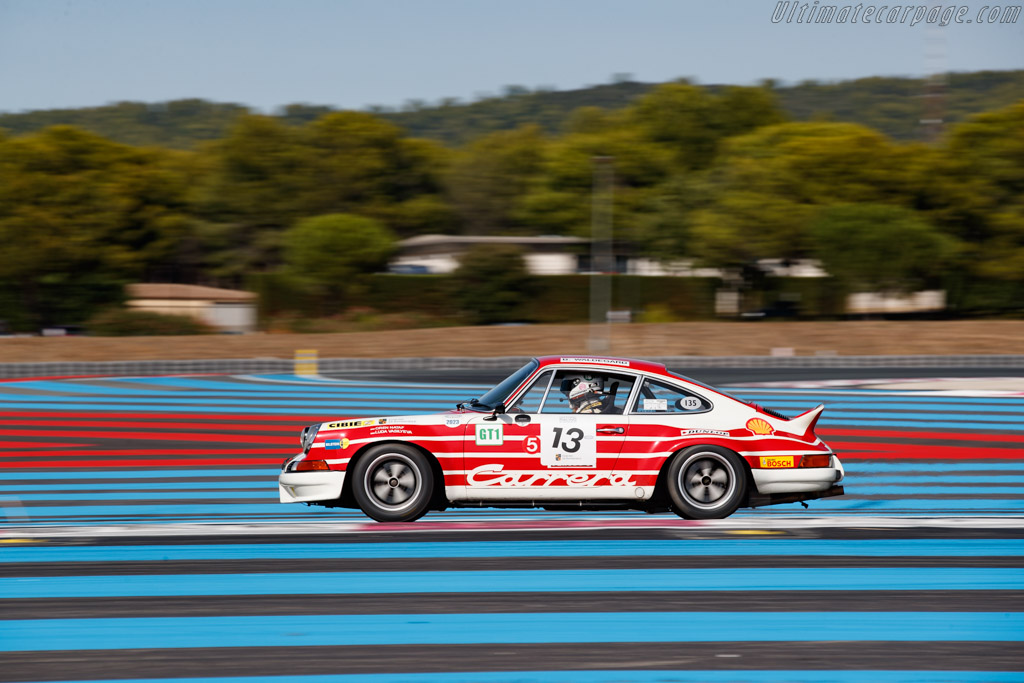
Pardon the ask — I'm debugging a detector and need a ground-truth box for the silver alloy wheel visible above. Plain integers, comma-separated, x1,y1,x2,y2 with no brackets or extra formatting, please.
678,452,736,510
364,453,421,512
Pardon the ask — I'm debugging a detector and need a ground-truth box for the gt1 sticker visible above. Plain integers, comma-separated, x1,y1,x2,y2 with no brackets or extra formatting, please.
541,421,596,468
760,456,794,469
475,424,504,446
643,398,668,411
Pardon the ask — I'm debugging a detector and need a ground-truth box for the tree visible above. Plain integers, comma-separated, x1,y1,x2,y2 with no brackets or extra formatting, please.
283,214,396,308
0,126,195,329
810,203,956,294
628,83,785,170
446,126,548,235
451,244,536,324
683,122,917,268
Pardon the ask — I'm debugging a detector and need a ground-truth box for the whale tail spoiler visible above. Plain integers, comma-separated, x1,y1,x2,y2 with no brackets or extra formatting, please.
788,404,825,437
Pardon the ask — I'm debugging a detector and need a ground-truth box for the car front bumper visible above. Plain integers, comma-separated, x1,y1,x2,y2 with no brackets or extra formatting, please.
279,469,346,503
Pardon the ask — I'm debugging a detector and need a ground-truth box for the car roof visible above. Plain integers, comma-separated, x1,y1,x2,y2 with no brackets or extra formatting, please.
534,355,671,378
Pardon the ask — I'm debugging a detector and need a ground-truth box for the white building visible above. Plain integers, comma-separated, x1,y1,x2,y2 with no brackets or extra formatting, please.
391,235,588,275
126,284,257,333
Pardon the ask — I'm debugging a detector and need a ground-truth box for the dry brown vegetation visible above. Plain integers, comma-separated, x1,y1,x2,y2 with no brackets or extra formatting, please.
1,320,1022,363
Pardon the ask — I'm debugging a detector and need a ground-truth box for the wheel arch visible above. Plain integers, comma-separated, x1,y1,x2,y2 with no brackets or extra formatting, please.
653,443,755,510
339,439,447,511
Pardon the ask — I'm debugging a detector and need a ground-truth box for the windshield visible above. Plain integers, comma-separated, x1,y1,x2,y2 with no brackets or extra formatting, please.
473,359,539,410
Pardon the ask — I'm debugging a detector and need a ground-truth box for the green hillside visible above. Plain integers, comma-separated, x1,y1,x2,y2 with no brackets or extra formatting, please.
2,70,1021,148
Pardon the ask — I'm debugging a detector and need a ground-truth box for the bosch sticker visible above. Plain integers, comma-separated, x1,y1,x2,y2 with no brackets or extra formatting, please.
759,456,794,468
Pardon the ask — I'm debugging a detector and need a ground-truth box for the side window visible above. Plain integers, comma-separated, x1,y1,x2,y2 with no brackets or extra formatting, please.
507,371,551,413
632,379,711,414
540,370,636,415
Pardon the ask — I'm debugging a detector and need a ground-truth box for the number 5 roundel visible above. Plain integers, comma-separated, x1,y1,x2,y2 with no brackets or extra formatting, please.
523,435,541,454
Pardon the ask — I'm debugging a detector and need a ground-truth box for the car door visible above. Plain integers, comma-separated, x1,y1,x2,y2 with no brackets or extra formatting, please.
464,367,637,500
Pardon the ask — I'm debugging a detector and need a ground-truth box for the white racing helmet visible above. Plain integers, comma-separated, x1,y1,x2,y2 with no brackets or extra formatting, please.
568,378,604,413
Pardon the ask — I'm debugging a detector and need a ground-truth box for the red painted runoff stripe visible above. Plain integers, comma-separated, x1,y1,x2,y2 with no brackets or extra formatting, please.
827,440,1022,459
0,429,295,444
0,411,331,422
0,441,92,449
0,419,297,432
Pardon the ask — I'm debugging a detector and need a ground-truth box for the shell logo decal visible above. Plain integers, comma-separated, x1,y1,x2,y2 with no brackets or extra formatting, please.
746,417,774,435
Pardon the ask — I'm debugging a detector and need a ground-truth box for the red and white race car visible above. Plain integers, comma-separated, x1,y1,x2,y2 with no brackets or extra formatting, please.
279,356,845,522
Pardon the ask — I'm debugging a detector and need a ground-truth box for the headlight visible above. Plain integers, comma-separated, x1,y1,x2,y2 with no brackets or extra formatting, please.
299,423,321,453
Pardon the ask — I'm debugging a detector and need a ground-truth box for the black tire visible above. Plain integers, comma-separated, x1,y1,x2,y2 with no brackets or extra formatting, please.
351,444,434,523
666,445,747,520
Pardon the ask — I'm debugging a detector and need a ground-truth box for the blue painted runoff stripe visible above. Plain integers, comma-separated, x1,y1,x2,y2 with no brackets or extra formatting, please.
4,539,1024,563
0,481,281,492
13,497,1024,518
2,612,1021,651
51,489,1018,504
23,674,1024,683
9,474,1024,492
3,568,1021,599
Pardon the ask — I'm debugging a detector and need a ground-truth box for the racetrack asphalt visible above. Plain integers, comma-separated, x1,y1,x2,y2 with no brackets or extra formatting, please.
0,368,1022,682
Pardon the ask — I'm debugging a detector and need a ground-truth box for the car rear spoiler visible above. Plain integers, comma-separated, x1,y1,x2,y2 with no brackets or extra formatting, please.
788,404,825,437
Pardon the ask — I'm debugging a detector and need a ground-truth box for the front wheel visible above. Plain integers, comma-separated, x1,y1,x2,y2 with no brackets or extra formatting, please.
666,445,747,520
351,444,434,522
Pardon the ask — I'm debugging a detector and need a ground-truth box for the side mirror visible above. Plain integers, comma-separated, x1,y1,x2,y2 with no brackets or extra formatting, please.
483,403,506,421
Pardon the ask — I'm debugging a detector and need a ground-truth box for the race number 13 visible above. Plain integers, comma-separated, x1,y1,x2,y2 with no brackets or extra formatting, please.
541,421,596,468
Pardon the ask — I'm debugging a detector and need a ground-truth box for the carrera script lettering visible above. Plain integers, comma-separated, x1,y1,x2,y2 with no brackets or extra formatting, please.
467,464,635,487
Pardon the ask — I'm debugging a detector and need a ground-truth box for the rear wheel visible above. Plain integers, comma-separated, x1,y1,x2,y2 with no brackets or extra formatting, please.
351,444,433,522
667,445,747,520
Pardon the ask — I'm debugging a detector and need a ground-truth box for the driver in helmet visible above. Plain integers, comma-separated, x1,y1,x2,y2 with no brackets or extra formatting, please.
567,377,605,413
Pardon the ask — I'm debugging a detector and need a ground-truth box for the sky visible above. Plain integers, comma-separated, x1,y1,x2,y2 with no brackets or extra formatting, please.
0,0,1021,114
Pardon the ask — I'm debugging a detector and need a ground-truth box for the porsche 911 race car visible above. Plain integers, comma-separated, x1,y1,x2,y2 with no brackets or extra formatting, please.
279,356,845,522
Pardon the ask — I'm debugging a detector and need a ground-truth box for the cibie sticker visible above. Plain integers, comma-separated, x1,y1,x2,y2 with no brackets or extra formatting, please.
475,424,503,446
444,417,462,428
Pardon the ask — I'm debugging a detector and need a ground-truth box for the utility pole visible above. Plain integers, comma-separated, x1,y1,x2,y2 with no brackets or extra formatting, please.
589,156,613,354
921,12,947,142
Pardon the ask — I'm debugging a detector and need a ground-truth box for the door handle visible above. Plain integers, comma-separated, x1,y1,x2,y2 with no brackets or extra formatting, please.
515,414,531,424
596,427,624,434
